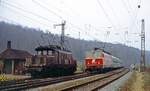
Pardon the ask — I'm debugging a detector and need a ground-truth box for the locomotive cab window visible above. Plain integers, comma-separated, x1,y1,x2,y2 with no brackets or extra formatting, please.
37,51,42,55
43,51,47,55
48,50,52,55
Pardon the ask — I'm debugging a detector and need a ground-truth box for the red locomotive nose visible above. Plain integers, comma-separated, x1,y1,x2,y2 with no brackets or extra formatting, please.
95,59,103,65
85,59,92,65
85,58,103,65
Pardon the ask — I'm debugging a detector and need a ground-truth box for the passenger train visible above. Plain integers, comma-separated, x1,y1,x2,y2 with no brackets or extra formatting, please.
84,48,123,73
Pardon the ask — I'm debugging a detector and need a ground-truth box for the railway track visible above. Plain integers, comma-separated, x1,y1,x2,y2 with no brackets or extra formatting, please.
0,68,128,91
62,68,129,91
0,72,92,91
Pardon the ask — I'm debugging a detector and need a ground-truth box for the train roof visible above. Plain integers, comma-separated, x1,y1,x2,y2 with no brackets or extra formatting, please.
35,45,71,52
93,48,111,55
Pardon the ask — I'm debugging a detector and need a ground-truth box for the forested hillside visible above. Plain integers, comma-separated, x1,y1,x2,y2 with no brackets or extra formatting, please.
0,22,149,66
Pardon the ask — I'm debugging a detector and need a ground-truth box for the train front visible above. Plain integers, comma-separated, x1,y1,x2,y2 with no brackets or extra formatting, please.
84,48,104,73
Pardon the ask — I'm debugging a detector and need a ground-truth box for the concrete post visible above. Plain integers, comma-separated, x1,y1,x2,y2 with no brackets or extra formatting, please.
12,60,15,74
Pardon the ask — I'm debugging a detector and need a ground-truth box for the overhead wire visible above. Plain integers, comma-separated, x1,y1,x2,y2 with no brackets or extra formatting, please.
32,0,82,35
96,0,117,31
32,0,64,20
126,0,134,13
32,0,110,41
68,23,99,41
129,0,142,28
121,0,141,31
3,0,57,24
38,0,76,19
57,0,80,16
1,4,53,28
2,0,116,42
107,0,121,27
32,0,96,40
121,0,131,14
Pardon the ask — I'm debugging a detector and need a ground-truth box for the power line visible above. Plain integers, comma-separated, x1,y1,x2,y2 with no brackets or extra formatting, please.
67,22,98,41
32,0,86,33
121,0,141,28
14,0,102,41
32,0,81,30
2,4,52,28
3,0,57,24
32,0,63,20
32,1,80,29
107,0,120,27
129,0,142,30
28,0,90,39
58,1,80,17
121,0,131,14
7,0,89,39
126,0,134,13
2,0,113,42
36,0,78,20
96,0,117,31
120,0,142,38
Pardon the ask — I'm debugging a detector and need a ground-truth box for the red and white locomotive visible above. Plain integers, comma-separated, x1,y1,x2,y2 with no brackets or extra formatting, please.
84,48,122,73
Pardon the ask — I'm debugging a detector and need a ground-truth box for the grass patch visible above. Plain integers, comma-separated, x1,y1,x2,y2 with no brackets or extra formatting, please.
118,71,136,91
143,72,150,91
75,61,84,73
0,74,9,81
0,74,30,81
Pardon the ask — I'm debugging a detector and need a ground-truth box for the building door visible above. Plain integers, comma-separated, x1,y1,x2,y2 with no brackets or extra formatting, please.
4,60,12,74
0,60,4,73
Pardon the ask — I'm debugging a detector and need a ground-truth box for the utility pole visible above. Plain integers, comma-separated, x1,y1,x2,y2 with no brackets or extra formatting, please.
140,19,145,72
124,31,128,67
54,20,66,49
78,32,82,61
103,31,110,49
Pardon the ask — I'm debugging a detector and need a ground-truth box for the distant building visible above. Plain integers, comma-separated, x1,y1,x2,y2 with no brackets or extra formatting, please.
0,41,32,75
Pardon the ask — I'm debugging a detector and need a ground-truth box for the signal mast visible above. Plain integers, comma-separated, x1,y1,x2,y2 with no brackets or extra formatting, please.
140,19,145,72
54,20,66,49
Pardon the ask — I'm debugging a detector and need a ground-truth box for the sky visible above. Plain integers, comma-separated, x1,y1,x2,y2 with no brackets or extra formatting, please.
0,0,150,50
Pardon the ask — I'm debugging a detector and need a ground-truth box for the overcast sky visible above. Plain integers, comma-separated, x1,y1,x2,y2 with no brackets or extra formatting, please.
0,0,150,50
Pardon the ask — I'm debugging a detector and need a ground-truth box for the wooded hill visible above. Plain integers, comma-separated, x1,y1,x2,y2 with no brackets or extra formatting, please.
0,21,149,66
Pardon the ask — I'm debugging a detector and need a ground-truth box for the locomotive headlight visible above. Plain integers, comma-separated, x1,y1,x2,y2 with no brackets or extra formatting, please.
92,59,95,63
